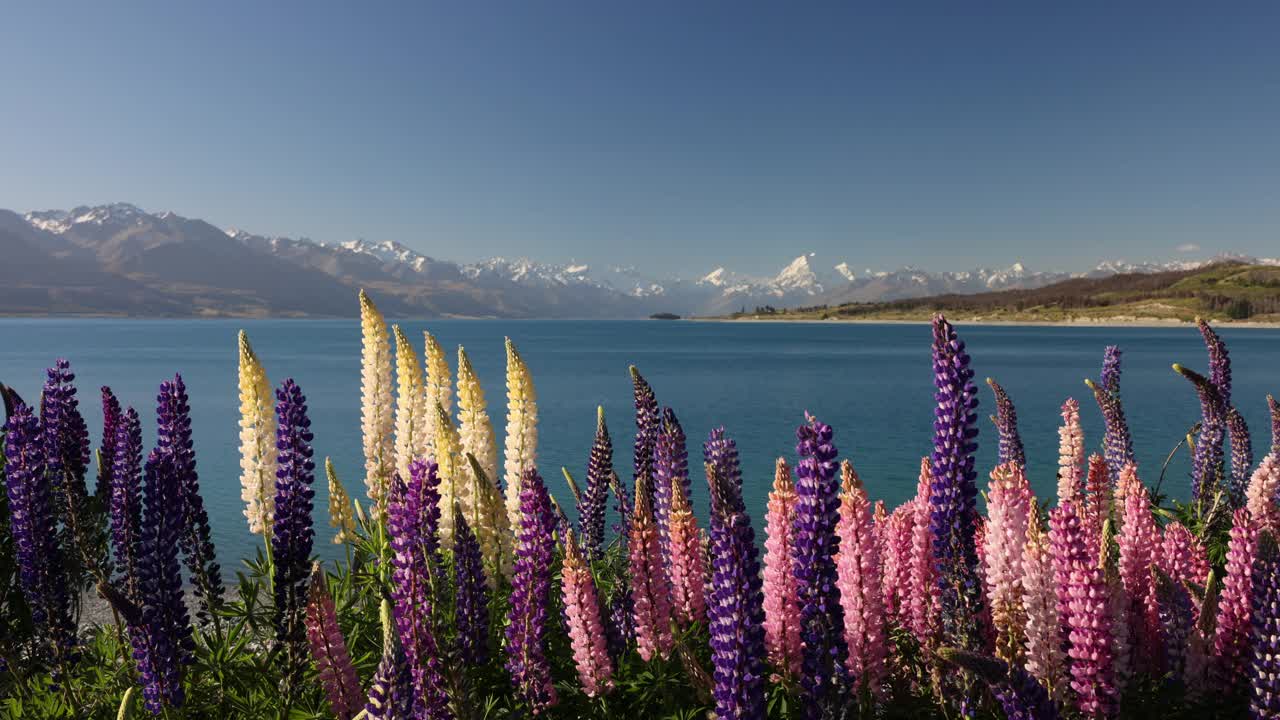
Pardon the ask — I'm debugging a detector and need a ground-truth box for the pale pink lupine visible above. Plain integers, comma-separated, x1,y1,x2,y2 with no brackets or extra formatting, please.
666,470,707,627
1212,507,1258,689
1246,453,1280,531
878,504,915,621
1052,503,1117,718
907,458,937,645
761,458,802,678
1107,571,1132,689
629,475,674,662
835,461,887,696
1160,522,1210,588
560,530,614,697
1115,464,1161,674
1057,399,1085,507
1080,454,1109,557
984,462,1032,665
1022,506,1066,698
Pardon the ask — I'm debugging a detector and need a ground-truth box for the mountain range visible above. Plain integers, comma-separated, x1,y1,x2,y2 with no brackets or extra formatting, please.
2,202,1274,318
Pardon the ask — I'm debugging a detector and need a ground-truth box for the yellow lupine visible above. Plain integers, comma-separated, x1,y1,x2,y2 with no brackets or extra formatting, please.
423,331,452,457
503,338,538,539
456,346,498,486
432,401,466,546
326,457,358,544
359,290,394,519
392,325,428,481
465,452,512,579
237,330,276,535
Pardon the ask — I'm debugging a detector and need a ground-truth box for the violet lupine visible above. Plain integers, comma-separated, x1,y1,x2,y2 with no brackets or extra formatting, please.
305,564,362,720
1051,503,1117,718
1022,506,1066,698
984,462,1032,665
939,648,1062,720
762,457,802,678
908,458,937,645
560,529,614,697
986,378,1026,469
156,375,223,624
1247,454,1280,532
1251,532,1280,718
1115,464,1161,675
1090,346,1135,484
928,314,987,652
3,402,76,664
453,503,491,665
1213,508,1257,691
1056,398,1085,507
1156,570,1194,685
363,646,409,720
387,460,452,719
706,429,766,720
835,460,887,697
1227,406,1254,501
577,406,612,560
629,365,660,508
110,407,144,603
1175,364,1228,502
271,378,318,693
41,359,90,503
506,467,558,714
98,386,123,501
1198,317,1232,406
653,407,688,569
1160,522,1210,588
629,472,674,662
667,465,707,627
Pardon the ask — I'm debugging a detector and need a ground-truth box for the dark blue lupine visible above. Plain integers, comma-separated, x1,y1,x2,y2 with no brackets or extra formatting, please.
41,360,91,547
1251,532,1280,719
928,315,987,652
653,407,689,569
3,402,76,664
629,365,660,507
1174,364,1227,503
505,467,558,713
454,503,491,665
1227,406,1254,502
705,428,766,720
110,407,144,603
98,386,123,501
577,407,613,560
792,414,849,717
156,375,223,623
271,378,317,683
986,378,1025,469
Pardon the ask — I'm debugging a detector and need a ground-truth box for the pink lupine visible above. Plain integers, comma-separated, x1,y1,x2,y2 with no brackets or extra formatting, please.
1107,571,1132,688
1052,503,1117,718
835,460,887,696
1212,507,1258,690
984,462,1031,665
1160,522,1210,588
761,458,802,678
1115,464,1161,674
629,474,674,662
560,530,614,697
1022,506,1066,698
1056,399,1085,507
666,470,707,627
1247,453,1280,531
305,565,362,720
907,458,938,645
1080,454,1109,558
879,503,915,621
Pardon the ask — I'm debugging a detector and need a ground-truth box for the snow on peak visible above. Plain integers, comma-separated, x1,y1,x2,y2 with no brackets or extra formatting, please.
700,267,730,286
772,253,822,292
834,262,856,282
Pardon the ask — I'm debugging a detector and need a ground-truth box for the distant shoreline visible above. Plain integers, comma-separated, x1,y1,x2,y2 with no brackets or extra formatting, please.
690,316,1280,329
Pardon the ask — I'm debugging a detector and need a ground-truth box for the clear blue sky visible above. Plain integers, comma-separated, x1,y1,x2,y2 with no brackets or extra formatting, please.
2,1,1277,276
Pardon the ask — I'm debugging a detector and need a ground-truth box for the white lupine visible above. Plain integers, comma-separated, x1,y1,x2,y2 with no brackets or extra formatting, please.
503,338,538,549
392,325,429,482
359,290,394,519
237,330,276,535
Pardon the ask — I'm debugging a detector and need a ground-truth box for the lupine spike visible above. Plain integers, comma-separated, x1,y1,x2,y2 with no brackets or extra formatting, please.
1269,395,1279,454
1197,317,1232,406
1212,508,1257,691
984,462,1031,665
1159,522,1210,587
667,466,707,627
305,563,362,720
111,407,144,602
1051,503,1117,717
629,473,674,662
1155,569,1194,686
762,457,802,678
1085,376,1134,485
423,330,452,454
1115,464,1161,675
561,529,615,696
938,648,1062,720
456,346,504,563
237,330,277,535
1250,532,1280,718
506,467,558,714
1174,363,1228,502
1247,454,1280,532
432,400,467,546
98,386,122,501
391,325,428,483
578,406,613,561
1056,398,1085,507
1081,454,1109,556
653,406,689,570
908,458,937,645
1226,406,1253,502
835,460,887,698
629,365,660,509
325,458,357,545
453,503,491,665
358,290,394,519
1022,505,1066,698
502,338,538,566
986,378,1026,469
878,502,915,623
464,451,511,583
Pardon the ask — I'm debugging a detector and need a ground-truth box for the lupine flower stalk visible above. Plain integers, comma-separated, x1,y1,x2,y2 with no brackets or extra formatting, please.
453,503,491,665
358,290,394,519
1022,505,1066,698
908,458,937,645
506,467,557,714
560,529,614,697
938,648,1062,720
1115,464,1161,674
1081,454,1109,556
1090,346,1135,483
1051,503,1117,717
878,502,915,622
237,330,277,535
503,338,538,555
1056,398,1085,507
42,359,90,505
629,365,660,509
835,460,887,696
423,331,452,455
578,406,613,560
1247,454,1280,532
111,407,144,601
1270,395,1279,454
987,378,1026,469
1250,532,1280,718
457,346,505,565
1227,406,1254,501
984,462,1031,665
305,564,362,720
271,379,318,696
325,458,357,544
1212,508,1257,690
667,466,707,627
653,407,688,569
1198,318,1232,405
1160,522,1210,587
1156,570,1194,684
432,401,467,546
629,473,674,661
762,457,802,678
392,325,428,483
98,386,122,501
1174,363,1227,502
363,645,408,720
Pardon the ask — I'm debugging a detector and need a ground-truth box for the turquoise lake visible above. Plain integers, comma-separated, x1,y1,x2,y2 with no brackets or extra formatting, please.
1,318,1276,565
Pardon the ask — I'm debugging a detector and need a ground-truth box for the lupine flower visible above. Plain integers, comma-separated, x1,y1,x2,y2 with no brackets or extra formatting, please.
156,375,223,624
1080,454,1109,556
1107,570,1133,689
878,502,915,622
358,290,394,519
630,473,674,662
3,402,76,664
578,406,612,560
503,338,538,556
986,378,1025,469
762,457,802,678
1099,344,1122,395
791,414,849,714
506,467,557,714
432,401,467,546
928,314,987,652
41,360,93,577
453,503,491,665
1213,508,1257,691
391,325,428,483
705,431,766,720
1250,532,1280,718
271,378,318,692
836,460,887,697
1022,506,1066,698
305,563,362,720
1248,454,1280,531
1174,364,1227,502
1269,395,1279,454
1198,317,1232,406
1156,569,1193,685
1115,464,1161,674
561,529,614,697
939,648,1062,720
1090,346,1135,484
363,645,409,720
424,331,453,452
325,458,357,545
654,407,688,569
667,466,707,627
629,365,660,509
1056,398,1085,507
387,460,452,719
98,386,122,501
984,462,1031,665
1051,503,1117,717
111,407,144,602
1227,406,1254,501
908,458,937,645
457,346,505,566
237,330,277,535
1160,522,1210,588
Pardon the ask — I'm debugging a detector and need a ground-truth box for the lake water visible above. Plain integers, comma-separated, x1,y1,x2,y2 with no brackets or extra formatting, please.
1,318,1276,566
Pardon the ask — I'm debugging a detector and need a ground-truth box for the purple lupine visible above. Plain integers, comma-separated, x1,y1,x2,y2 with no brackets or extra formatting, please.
1198,319,1232,407
110,407,144,603
629,365,660,509
98,386,123,501
454,503,491,665
577,407,613,560
939,648,1061,720
928,315,987,651
1156,570,1193,686
986,378,1025,469
1174,365,1228,502
608,469,636,652
41,360,90,501
1089,347,1134,483
506,467,558,714
156,375,223,623
1269,395,1279,455
3,402,76,665
706,428,766,720
362,647,404,720
1227,407,1254,502
1100,345,1123,396
653,407,689,569
1251,532,1280,718
271,378,317,695
791,414,849,716
388,460,452,718
134,448,196,713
